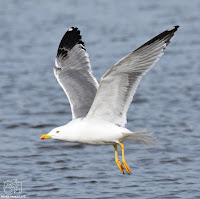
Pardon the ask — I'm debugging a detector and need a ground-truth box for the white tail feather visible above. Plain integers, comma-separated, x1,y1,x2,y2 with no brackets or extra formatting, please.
122,130,156,146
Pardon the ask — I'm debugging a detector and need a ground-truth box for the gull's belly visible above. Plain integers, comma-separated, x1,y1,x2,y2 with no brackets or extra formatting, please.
79,130,123,145
75,120,127,145
59,118,131,145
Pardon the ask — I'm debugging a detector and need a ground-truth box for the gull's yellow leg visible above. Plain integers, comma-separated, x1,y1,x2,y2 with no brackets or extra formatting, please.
113,144,124,174
118,142,131,174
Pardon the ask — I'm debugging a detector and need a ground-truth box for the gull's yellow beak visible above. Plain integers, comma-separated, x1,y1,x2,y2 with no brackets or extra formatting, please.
40,134,52,140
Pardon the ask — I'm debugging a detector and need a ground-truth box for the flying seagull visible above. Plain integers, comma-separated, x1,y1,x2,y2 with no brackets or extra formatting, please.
40,25,179,174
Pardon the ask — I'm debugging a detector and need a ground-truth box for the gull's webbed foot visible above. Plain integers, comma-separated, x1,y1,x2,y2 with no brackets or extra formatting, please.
122,159,131,174
119,142,131,175
115,159,124,174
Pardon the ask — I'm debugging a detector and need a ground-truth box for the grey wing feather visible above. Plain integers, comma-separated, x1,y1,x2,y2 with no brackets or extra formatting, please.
54,27,98,119
86,26,179,126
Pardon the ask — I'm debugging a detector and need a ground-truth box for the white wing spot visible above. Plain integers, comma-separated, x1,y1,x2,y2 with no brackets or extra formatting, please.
55,58,60,68
167,26,175,31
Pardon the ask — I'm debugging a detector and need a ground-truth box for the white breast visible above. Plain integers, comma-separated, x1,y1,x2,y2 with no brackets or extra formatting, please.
59,118,130,145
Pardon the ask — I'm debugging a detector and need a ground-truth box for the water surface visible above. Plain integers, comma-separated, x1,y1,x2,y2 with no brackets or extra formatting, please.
0,1,200,198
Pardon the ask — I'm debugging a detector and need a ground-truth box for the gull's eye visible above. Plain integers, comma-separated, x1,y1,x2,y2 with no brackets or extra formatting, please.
56,131,60,133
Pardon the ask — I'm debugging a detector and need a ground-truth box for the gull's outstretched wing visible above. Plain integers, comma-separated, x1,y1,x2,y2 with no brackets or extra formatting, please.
86,26,179,126
54,27,98,119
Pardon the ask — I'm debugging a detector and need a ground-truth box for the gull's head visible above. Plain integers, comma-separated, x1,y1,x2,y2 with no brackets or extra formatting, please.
40,128,61,140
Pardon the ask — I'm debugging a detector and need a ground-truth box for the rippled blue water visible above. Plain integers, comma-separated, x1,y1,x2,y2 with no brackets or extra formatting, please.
0,1,200,198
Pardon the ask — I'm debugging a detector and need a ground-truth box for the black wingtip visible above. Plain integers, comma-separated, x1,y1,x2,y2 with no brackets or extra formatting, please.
136,25,179,51
57,27,85,58
166,25,179,32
